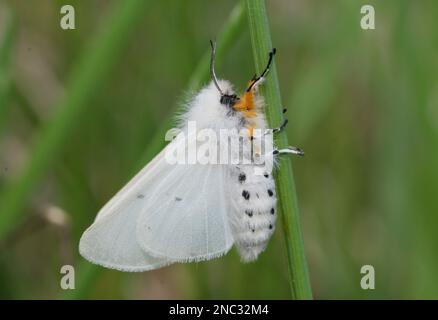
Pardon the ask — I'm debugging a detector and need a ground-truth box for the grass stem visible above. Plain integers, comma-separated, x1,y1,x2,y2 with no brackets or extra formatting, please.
245,0,313,299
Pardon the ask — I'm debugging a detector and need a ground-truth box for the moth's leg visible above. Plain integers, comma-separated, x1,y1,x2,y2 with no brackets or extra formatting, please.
264,106,289,135
273,146,304,156
273,119,289,134
260,146,304,162
246,48,276,92
265,118,288,135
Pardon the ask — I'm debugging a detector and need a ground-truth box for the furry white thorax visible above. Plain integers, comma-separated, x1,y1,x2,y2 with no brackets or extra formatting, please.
180,80,239,131
180,80,268,132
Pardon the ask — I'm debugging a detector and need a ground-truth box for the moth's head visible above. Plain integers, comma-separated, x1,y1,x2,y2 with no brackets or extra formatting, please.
209,41,239,109
207,79,239,108
185,80,237,129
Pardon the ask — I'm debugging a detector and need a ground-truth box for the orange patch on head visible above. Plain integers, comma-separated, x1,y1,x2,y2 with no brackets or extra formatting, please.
232,80,261,137
234,81,256,117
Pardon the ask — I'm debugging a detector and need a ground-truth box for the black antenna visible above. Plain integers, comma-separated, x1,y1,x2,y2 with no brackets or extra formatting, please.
210,40,223,96
246,48,276,92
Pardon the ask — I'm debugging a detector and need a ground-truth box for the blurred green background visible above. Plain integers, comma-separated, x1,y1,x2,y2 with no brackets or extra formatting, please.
0,0,437,299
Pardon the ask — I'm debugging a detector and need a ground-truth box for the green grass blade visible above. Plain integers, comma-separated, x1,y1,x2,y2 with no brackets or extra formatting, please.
0,0,152,240
245,0,312,299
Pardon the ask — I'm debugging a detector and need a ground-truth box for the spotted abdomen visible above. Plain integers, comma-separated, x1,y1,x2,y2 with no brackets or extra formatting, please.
228,165,277,262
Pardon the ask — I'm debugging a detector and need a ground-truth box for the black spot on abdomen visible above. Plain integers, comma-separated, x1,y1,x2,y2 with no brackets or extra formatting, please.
242,190,250,200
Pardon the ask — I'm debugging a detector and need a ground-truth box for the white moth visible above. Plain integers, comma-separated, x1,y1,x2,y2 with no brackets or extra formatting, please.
79,41,304,271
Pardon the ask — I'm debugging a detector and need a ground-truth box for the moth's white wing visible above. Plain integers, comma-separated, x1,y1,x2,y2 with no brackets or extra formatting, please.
94,147,169,224
79,147,175,272
136,163,234,262
79,200,171,272
79,134,234,271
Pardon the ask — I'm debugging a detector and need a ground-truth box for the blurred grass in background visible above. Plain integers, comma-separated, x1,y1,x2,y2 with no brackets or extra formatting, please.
0,0,437,299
